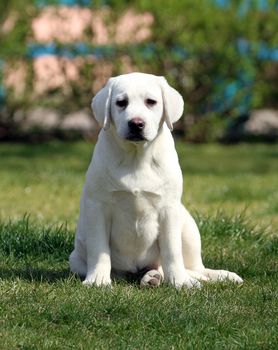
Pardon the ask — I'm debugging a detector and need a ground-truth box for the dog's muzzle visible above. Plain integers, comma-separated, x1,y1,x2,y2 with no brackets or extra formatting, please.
126,118,146,141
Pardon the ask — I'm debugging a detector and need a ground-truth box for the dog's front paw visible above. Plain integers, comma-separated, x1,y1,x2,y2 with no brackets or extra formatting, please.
83,270,111,287
185,269,210,282
165,270,202,289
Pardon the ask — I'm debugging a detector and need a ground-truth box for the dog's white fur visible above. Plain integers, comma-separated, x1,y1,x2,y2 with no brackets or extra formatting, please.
69,72,243,288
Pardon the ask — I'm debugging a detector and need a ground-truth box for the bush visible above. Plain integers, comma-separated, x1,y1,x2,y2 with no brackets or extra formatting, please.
0,0,277,141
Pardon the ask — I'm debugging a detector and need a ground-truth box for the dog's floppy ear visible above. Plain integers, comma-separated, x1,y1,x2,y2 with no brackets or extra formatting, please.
158,77,184,131
91,77,116,130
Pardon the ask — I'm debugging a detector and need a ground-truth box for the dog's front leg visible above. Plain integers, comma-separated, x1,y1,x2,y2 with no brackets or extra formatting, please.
82,198,112,287
159,206,201,289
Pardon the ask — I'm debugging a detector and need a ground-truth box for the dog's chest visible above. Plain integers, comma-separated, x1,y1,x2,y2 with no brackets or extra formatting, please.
108,160,165,232
112,187,161,214
112,183,160,220
110,189,160,270
111,188,161,236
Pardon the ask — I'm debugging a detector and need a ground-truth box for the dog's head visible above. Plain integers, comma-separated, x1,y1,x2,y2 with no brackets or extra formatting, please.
92,72,184,143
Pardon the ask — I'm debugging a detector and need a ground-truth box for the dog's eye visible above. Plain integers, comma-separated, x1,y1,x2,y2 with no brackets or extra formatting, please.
146,98,157,107
116,99,128,108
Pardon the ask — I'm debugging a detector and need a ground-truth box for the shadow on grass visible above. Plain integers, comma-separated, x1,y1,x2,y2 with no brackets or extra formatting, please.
0,266,147,286
1,215,276,286
0,266,72,283
0,218,75,283
0,216,74,259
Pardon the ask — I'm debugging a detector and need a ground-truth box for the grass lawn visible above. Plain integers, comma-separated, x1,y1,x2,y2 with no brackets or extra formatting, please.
0,141,277,349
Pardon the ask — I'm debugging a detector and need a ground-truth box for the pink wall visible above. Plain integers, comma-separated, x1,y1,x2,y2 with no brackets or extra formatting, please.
4,6,153,96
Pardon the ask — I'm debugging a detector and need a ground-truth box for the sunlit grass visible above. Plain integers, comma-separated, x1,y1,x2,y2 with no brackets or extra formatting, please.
0,215,277,349
1,142,277,228
0,141,277,349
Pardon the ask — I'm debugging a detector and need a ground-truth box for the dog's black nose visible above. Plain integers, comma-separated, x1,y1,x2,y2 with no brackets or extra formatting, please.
128,118,145,132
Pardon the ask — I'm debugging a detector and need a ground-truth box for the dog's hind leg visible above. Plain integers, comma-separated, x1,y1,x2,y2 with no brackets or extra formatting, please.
181,206,205,272
181,206,243,283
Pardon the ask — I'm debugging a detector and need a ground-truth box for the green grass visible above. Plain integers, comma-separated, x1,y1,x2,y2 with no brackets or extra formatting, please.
0,141,277,349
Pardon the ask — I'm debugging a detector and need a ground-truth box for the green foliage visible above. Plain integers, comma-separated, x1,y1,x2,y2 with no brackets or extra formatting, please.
0,1,277,140
136,0,277,111
0,0,35,58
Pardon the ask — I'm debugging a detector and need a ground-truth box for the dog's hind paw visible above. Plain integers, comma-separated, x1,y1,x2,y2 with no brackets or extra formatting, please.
140,269,163,288
202,268,243,284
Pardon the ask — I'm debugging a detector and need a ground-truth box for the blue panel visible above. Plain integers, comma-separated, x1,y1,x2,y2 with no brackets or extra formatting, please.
27,43,117,58
36,0,93,7
214,0,231,8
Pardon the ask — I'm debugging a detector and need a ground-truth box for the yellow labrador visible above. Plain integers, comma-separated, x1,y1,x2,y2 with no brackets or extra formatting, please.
69,72,243,288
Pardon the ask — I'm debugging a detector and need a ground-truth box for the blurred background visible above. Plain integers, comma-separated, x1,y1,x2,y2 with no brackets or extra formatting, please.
0,0,277,142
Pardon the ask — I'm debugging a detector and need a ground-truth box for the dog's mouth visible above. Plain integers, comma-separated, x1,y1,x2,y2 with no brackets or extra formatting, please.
126,133,147,142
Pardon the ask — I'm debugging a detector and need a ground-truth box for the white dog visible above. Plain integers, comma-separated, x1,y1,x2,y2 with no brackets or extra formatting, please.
69,72,243,288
